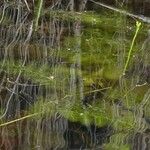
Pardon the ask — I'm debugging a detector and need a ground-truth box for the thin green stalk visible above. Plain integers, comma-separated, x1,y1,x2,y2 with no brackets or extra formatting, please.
34,0,43,31
123,21,142,74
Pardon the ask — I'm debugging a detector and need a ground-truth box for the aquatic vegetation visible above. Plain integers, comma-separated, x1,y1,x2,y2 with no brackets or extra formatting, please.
0,0,150,149
104,133,130,150
0,60,70,86
0,12,148,129
123,21,142,74
34,0,43,31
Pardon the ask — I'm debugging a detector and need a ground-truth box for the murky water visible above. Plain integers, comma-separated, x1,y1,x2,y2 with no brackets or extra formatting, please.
0,1,150,149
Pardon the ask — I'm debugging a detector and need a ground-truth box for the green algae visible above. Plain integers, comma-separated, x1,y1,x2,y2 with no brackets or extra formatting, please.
104,133,130,150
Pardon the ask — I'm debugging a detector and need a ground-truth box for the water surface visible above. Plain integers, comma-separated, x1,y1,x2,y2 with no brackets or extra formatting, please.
0,1,150,149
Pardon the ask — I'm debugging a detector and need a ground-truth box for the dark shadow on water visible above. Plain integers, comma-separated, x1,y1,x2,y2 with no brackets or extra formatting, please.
64,121,113,149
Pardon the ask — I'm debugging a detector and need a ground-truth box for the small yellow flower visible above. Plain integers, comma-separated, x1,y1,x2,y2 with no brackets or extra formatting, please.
136,21,141,28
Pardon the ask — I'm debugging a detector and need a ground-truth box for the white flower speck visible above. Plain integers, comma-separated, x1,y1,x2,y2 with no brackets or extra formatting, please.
50,76,54,79
80,113,83,116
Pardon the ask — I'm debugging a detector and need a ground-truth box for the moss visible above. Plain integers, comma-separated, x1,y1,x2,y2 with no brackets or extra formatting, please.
0,60,71,89
104,133,130,150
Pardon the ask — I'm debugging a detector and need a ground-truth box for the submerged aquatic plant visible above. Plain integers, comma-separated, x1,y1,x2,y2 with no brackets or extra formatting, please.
0,1,150,148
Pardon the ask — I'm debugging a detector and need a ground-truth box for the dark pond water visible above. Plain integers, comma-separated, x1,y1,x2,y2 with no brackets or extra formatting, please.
0,0,150,149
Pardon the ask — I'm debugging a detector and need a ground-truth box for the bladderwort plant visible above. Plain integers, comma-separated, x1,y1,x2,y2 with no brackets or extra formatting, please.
123,21,142,75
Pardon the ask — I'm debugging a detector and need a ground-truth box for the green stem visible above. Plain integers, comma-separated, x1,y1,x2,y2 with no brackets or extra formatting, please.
34,0,43,31
123,21,141,75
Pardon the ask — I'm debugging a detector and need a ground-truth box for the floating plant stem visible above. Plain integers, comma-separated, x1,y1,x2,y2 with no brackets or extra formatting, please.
0,113,39,127
123,21,142,75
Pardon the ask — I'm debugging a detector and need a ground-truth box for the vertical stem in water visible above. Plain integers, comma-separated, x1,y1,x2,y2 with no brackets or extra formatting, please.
69,0,87,107
123,21,141,75
73,0,87,101
34,0,43,31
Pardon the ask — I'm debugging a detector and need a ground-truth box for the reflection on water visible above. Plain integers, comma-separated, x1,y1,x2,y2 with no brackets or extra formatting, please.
0,0,150,149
